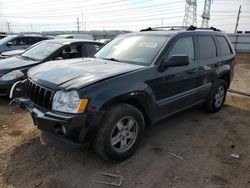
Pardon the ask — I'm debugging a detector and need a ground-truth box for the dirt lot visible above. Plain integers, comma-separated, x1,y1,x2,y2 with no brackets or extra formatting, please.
0,53,250,188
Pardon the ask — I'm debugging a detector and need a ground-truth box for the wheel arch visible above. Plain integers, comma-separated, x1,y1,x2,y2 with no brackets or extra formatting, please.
100,92,157,126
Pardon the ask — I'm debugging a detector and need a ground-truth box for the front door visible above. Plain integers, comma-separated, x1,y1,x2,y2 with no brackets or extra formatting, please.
155,34,200,119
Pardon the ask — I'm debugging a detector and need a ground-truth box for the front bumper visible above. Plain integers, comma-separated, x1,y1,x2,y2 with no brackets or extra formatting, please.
12,97,103,145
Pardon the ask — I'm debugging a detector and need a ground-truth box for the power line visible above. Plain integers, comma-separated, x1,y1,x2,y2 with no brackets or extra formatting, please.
2,1,184,17
1,6,185,20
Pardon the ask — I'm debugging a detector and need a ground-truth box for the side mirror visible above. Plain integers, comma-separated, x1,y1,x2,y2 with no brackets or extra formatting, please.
162,55,189,68
6,41,13,47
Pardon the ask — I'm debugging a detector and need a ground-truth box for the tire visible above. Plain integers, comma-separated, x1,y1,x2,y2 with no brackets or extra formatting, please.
93,103,145,161
204,79,227,113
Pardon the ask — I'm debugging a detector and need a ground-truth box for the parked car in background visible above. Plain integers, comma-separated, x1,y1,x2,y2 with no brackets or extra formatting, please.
0,39,103,96
0,35,51,54
0,41,44,59
0,34,7,39
55,34,94,40
97,38,111,44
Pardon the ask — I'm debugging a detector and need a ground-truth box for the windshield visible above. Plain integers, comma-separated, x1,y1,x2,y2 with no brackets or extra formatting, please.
0,35,17,45
21,41,63,61
94,34,170,65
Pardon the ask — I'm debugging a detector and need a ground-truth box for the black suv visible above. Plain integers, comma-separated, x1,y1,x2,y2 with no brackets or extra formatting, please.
11,27,235,161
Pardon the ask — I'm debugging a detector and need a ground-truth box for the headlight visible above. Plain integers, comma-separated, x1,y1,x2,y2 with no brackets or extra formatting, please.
0,70,24,81
52,90,88,113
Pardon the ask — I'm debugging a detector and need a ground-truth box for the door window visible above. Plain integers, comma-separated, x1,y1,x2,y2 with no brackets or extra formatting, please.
168,36,194,61
85,43,102,56
10,37,30,46
216,36,232,56
55,43,82,59
198,36,217,59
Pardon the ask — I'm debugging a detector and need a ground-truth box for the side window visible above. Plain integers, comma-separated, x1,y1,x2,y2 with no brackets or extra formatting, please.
168,36,194,61
55,43,82,60
35,37,46,43
28,37,38,45
10,37,30,46
216,36,232,56
85,43,102,57
198,36,217,59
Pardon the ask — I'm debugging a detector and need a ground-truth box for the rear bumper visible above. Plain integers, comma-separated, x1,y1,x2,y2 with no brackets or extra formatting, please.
12,97,103,145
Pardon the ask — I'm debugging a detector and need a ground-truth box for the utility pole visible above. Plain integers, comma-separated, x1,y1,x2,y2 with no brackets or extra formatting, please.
201,0,212,28
161,18,164,27
234,5,241,34
7,22,11,34
82,11,84,32
76,17,80,33
30,24,33,33
182,0,197,27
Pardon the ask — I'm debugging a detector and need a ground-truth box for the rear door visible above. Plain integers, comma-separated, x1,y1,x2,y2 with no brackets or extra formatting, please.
195,33,220,101
155,33,200,118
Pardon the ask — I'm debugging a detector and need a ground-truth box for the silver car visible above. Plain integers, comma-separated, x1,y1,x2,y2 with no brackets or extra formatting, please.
0,35,50,54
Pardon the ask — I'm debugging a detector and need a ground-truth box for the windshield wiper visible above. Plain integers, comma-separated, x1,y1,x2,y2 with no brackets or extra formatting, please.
100,57,122,62
21,55,38,61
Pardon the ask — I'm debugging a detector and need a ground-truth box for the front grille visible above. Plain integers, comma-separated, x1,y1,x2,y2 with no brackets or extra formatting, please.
25,79,54,110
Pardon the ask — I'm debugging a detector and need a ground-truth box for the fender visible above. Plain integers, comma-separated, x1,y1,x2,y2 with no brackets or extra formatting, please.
83,82,158,125
216,64,232,80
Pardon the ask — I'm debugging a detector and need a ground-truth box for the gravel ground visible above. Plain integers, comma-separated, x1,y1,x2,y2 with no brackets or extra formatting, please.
0,53,249,188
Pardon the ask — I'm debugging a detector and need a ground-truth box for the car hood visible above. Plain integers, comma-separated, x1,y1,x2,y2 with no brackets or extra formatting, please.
0,56,36,71
29,58,145,90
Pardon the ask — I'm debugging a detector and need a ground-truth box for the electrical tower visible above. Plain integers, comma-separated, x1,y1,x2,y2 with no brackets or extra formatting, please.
201,0,212,28
182,0,197,27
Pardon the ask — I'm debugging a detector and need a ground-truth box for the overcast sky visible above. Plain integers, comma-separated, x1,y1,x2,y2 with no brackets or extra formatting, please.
0,0,249,33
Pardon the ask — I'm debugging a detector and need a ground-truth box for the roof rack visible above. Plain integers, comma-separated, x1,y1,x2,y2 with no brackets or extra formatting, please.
140,26,189,32
189,26,221,31
140,25,220,32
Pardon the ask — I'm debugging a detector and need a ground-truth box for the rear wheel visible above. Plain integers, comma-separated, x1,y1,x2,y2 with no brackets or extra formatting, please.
93,103,145,161
204,79,227,113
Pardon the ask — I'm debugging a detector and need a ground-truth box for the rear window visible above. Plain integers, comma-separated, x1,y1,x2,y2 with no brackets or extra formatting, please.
216,36,232,56
198,36,217,59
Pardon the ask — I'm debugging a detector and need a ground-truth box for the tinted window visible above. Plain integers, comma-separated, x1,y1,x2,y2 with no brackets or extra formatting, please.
168,36,194,60
10,37,30,46
198,36,217,59
85,43,102,56
216,36,232,55
55,43,82,59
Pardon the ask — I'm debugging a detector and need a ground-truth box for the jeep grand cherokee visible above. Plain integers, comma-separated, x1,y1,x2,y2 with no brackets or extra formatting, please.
11,26,235,160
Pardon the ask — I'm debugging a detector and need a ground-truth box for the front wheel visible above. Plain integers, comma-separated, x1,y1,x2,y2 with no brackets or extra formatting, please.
204,79,227,113
93,103,145,161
